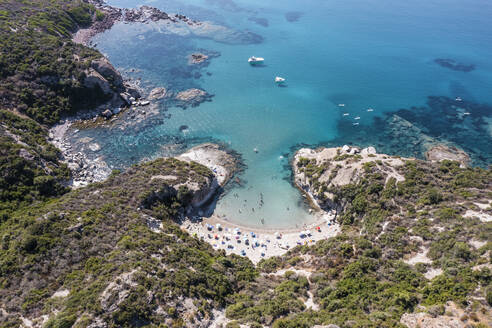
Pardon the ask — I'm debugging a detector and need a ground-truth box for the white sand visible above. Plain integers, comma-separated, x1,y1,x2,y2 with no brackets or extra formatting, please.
181,211,340,264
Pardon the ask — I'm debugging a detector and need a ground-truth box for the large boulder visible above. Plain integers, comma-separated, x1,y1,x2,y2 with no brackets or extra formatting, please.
175,88,213,108
91,58,123,89
148,87,169,100
83,70,113,95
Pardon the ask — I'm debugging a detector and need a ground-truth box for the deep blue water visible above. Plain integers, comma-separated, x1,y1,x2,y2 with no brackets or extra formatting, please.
69,0,492,228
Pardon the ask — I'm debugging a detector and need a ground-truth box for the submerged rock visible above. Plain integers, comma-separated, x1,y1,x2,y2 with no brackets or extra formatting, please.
285,11,303,22
434,58,475,72
248,16,269,27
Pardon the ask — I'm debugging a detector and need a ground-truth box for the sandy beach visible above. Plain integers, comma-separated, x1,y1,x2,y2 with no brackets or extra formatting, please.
181,210,340,264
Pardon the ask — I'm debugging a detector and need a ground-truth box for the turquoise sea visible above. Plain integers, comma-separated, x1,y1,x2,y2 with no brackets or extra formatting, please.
70,0,492,228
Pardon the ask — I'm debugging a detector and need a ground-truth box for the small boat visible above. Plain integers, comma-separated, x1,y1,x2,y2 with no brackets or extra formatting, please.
352,122,359,126
275,76,286,84
343,113,349,116
463,112,471,115
367,108,374,112
253,147,258,153
455,97,462,101
354,116,361,120
338,103,346,107
248,56,264,64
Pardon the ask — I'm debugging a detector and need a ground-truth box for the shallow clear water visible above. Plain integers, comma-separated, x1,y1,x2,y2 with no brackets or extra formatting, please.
70,0,492,228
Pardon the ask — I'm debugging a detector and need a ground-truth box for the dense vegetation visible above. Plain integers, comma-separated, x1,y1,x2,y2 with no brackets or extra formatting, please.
0,110,70,213
0,0,117,216
0,158,256,327
0,1,491,327
226,159,492,327
0,0,108,124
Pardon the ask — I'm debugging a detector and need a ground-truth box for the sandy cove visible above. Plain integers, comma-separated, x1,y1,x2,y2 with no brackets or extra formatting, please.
181,211,340,264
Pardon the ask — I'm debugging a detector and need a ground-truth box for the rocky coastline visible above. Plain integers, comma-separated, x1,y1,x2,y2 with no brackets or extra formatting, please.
73,2,202,46
293,145,408,211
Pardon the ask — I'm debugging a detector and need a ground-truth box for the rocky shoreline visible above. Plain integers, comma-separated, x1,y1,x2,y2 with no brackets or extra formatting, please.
73,2,202,46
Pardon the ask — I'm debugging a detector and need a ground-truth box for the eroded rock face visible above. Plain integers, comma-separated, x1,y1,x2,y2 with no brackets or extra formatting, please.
91,58,123,89
83,70,113,95
83,58,125,98
425,144,470,167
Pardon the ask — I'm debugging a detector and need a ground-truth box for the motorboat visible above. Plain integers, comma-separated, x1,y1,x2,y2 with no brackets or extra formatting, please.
354,116,361,120
367,108,374,112
338,103,346,107
275,76,286,84
352,122,359,126
248,56,264,64
343,113,349,116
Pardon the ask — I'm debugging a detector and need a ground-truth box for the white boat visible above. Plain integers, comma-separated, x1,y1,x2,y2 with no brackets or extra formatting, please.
455,97,462,101
275,76,286,83
248,56,264,64
352,122,359,126
253,147,258,153
338,103,346,107
354,116,361,120
367,108,374,112
343,113,349,116
463,112,471,115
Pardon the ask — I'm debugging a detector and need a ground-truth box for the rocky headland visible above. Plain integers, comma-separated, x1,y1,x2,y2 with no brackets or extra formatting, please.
293,145,408,210
425,144,470,167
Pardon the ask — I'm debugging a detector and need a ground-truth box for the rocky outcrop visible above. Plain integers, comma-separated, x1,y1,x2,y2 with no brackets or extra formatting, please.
188,53,208,65
401,312,464,328
177,143,237,187
124,5,170,22
434,58,475,72
175,88,213,108
90,58,123,89
145,144,237,210
425,144,470,167
148,87,170,100
83,58,124,98
293,146,407,209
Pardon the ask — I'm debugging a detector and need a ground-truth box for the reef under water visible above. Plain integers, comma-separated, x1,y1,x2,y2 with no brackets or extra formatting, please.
326,96,492,167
